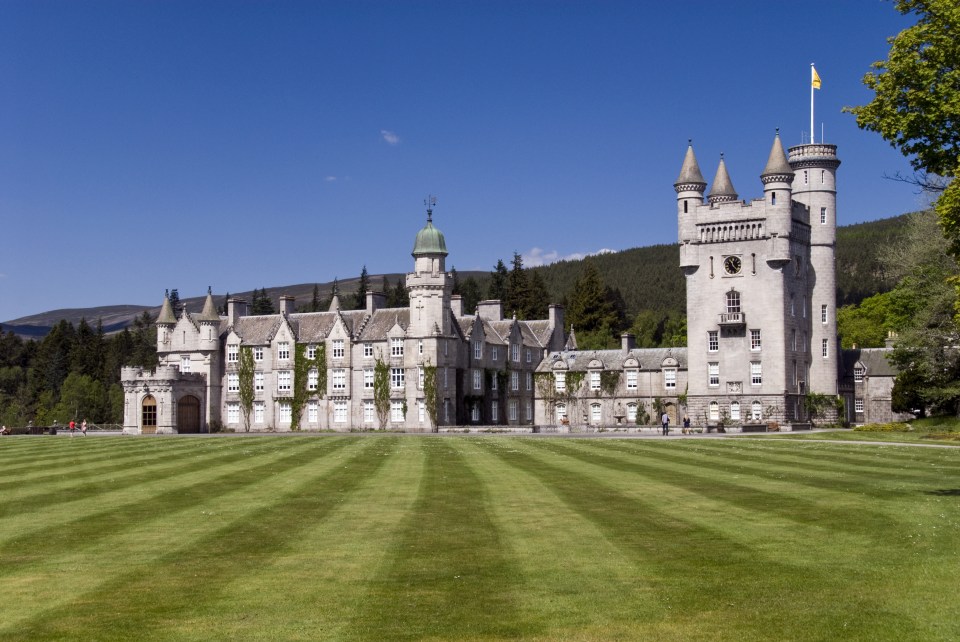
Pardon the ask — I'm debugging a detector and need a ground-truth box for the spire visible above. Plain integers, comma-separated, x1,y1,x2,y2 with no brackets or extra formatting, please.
565,326,578,351
157,293,177,325
198,286,220,322
708,154,738,204
674,140,707,193
328,294,341,312
761,129,794,182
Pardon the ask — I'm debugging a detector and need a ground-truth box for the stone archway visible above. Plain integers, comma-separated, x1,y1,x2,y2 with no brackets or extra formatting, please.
177,395,201,434
141,395,157,435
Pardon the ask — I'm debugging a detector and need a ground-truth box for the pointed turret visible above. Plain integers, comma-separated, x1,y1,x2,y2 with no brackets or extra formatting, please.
198,286,221,351
198,287,220,322
565,326,578,351
674,142,707,193
707,154,738,204
328,294,341,312
157,293,177,325
761,130,794,180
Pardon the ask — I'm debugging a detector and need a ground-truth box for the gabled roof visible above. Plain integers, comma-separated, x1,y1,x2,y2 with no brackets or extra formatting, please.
289,313,339,343
842,348,897,377
519,320,551,348
456,315,476,340
231,315,284,345
356,308,410,341
537,347,689,373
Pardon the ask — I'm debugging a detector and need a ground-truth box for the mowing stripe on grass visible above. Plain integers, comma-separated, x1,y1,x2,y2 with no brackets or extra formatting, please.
347,437,531,640
0,437,195,477
0,436,399,641
0,437,355,579
477,439,927,641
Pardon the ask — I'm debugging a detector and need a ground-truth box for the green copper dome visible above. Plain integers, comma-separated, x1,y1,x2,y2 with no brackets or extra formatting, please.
412,214,448,256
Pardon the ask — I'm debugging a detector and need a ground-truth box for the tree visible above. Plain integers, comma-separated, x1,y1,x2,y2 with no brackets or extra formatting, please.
238,347,255,432
526,270,550,320
311,284,321,312
129,311,158,369
504,253,530,319
353,265,370,310
846,1,960,256
251,288,275,315
392,277,409,308
566,261,623,348
373,354,390,429
459,276,482,315
487,260,508,301
168,289,181,313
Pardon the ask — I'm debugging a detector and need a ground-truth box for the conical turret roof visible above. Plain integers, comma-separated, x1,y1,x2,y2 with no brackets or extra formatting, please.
198,287,220,322
157,294,177,325
761,131,794,179
328,294,341,312
412,210,448,256
674,142,707,190
708,155,738,203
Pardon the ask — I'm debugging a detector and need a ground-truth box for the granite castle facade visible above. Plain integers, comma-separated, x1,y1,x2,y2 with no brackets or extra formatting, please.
121,134,902,433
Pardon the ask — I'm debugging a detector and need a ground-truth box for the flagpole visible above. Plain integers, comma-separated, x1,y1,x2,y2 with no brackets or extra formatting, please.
810,63,815,144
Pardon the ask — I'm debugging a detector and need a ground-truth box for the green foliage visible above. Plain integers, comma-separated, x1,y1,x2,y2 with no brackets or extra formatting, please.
352,265,370,310
853,422,911,433
422,361,439,431
238,347,255,432
837,292,896,349
845,0,960,179
487,259,508,301
803,393,837,427
599,371,620,396
373,354,390,429
288,344,311,431
251,288,276,315
566,261,623,340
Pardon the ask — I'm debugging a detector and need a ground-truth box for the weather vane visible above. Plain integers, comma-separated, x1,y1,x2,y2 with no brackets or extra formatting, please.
424,194,437,221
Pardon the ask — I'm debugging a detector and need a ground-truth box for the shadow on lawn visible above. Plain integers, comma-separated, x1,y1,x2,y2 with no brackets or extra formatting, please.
926,488,960,496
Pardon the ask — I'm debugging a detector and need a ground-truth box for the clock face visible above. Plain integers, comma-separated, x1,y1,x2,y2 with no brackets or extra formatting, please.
723,256,742,275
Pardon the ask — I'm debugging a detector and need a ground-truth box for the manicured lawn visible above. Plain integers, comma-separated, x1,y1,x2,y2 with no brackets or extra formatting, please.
1,434,958,641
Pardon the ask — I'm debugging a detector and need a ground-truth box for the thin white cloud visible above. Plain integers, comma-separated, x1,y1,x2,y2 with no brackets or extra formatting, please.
324,176,338,182
522,247,615,267
380,129,401,145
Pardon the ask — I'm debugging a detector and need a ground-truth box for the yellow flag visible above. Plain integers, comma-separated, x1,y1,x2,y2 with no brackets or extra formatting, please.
812,66,822,90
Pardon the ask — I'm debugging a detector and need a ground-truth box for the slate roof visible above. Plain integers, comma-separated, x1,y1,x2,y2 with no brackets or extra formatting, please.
231,315,285,345
456,315,476,340
356,308,410,341
537,347,688,373
841,348,897,377
519,320,552,348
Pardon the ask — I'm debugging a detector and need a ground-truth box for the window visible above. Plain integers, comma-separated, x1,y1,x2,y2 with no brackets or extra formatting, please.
491,373,498,391
626,370,638,390
474,341,483,359
227,402,240,424
802,332,807,352
751,362,762,386
730,401,740,421
391,367,405,389
509,400,518,421
471,405,480,422
511,371,519,391
555,372,566,392
391,401,404,422
277,371,291,392
750,329,761,351
331,368,346,391
254,401,264,423
308,401,318,423
854,366,865,382
363,401,374,423
590,404,601,424
418,400,425,423
512,344,519,362
792,329,797,351
443,368,448,389
821,207,827,224
708,331,719,352
180,355,191,373
364,367,374,389
492,400,499,423
822,338,829,358
708,363,719,387
802,296,807,318
822,304,828,324
556,403,567,421
726,290,741,314
751,401,762,421
227,344,238,363
278,341,290,360
590,371,601,390
391,338,404,357
418,340,423,355
418,367,424,389
794,255,803,276
473,369,482,390
664,369,677,389
255,371,264,392
790,295,795,317
334,401,347,423
803,169,808,185
254,347,263,361
526,372,532,391
332,340,344,359
278,401,291,423
444,399,450,423
525,400,533,421
627,403,637,422
363,343,373,358
855,398,864,413
308,368,318,391
227,373,239,392
526,348,531,363
709,401,719,421
307,344,316,359
491,347,498,361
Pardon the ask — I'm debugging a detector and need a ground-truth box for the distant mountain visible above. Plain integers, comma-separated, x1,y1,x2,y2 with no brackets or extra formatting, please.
1,214,917,339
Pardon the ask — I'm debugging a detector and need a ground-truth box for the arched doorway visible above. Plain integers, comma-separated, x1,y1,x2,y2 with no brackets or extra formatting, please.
177,395,201,434
141,395,157,435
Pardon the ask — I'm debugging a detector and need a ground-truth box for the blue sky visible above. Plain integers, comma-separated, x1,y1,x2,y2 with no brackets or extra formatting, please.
0,0,926,322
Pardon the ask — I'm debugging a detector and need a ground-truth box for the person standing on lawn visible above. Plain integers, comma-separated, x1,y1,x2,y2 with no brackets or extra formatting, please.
69,420,76,436
661,412,669,436
81,419,88,435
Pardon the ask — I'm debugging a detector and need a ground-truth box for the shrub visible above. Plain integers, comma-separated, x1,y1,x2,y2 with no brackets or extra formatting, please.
854,422,910,432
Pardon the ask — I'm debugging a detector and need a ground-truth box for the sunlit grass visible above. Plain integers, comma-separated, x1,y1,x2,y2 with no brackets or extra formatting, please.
1,435,958,640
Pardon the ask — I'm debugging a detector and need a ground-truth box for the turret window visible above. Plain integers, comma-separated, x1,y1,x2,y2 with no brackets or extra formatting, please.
821,207,827,224
771,192,776,205
684,200,688,213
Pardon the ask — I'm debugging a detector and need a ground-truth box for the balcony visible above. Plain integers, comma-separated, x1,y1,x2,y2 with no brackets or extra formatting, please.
718,312,745,327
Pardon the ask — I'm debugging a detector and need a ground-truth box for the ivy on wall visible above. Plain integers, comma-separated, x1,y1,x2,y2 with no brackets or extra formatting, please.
238,347,255,433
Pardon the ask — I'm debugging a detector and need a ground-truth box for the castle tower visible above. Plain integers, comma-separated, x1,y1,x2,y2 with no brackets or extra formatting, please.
156,291,176,351
197,287,221,351
407,203,452,338
676,142,707,274
788,142,840,397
